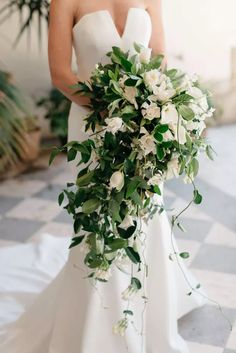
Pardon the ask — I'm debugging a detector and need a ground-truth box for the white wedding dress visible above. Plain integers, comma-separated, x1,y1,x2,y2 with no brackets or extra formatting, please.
0,8,205,353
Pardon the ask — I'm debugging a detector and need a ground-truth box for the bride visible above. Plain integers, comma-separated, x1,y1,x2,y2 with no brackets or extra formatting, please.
0,0,205,352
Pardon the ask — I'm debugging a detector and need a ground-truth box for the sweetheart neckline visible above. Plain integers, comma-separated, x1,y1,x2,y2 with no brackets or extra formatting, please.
72,7,150,39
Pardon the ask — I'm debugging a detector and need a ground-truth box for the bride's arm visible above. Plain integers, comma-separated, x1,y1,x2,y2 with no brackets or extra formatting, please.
48,0,90,107
146,0,166,60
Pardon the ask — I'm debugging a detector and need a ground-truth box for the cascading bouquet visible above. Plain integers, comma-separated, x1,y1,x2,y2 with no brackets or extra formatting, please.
50,43,215,335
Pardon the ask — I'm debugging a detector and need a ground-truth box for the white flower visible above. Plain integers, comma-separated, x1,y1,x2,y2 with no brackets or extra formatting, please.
122,284,138,301
113,318,128,336
139,133,156,156
186,120,206,134
143,69,162,92
95,267,112,281
140,126,149,134
153,81,176,102
110,171,124,191
183,173,194,184
141,102,161,121
147,173,163,186
139,47,152,64
123,86,138,109
132,237,143,253
105,117,123,135
161,103,179,125
170,122,187,145
166,157,180,180
119,214,135,230
188,87,208,111
163,130,174,141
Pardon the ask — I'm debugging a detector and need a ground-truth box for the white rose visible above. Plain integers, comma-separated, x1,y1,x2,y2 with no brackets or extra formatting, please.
118,214,135,230
105,117,123,135
166,157,180,180
139,47,152,64
139,133,156,155
161,103,179,125
147,173,163,186
110,171,124,191
123,86,138,109
141,102,161,121
143,69,161,92
153,81,176,102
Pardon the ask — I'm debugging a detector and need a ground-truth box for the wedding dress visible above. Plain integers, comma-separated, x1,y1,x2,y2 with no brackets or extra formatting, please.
0,8,205,353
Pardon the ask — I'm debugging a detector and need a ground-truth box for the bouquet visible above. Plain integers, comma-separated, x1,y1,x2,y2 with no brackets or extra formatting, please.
50,43,215,335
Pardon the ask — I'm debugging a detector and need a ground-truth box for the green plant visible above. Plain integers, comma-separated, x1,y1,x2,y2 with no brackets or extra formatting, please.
0,70,36,172
0,0,49,45
37,88,71,145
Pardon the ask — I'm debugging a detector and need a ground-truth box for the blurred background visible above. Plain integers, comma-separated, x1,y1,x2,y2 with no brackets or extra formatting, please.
0,1,236,353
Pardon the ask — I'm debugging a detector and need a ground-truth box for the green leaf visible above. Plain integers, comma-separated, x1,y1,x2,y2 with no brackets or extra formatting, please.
126,179,141,198
154,132,164,143
131,277,142,290
107,238,128,251
123,310,134,316
130,190,143,207
82,199,101,214
108,199,122,223
193,189,203,204
179,252,190,259
75,188,87,207
156,124,169,134
69,235,85,249
76,171,94,187
125,247,141,264
133,42,142,53
117,222,137,239
153,185,161,195
49,148,62,166
191,158,199,177
178,105,195,121
206,145,215,161
84,252,103,269
124,78,138,86
67,148,77,162
58,192,64,206
147,55,164,70
156,146,165,160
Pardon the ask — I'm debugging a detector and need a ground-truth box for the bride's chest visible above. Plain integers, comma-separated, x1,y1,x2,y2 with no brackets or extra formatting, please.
72,8,152,58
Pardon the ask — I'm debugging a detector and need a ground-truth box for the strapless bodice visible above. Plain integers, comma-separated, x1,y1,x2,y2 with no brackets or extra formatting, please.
72,7,152,81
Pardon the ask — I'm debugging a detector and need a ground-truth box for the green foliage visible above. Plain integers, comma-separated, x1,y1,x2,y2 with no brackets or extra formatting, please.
49,45,214,322
0,0,49,46
0,70,36,173
37,88,71,145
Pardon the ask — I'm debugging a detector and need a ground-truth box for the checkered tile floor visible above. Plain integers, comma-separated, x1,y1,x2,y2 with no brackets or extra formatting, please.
0,125,236,353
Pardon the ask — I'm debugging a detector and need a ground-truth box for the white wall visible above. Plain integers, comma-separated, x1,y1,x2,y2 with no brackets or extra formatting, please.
163,0,236,81
0,0,236,97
